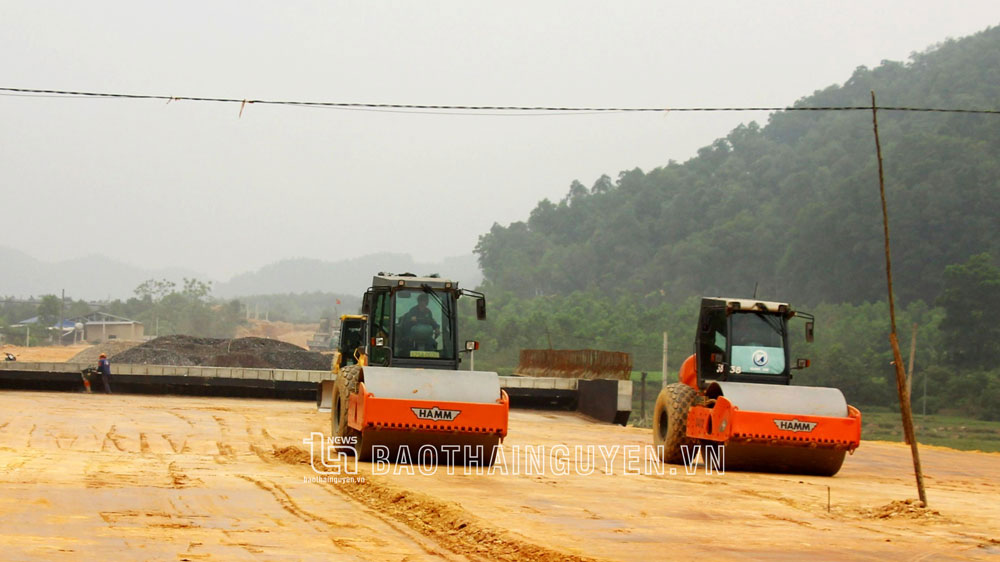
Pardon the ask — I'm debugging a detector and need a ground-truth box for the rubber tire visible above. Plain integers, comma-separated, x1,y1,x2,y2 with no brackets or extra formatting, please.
332,365,362,455
653,383,699,464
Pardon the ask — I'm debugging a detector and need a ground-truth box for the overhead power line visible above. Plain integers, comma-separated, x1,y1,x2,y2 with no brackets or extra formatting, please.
1,86,999,116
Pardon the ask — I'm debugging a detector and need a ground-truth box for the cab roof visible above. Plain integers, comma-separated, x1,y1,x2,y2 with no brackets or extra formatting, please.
371,273,459,290
705,297,792,315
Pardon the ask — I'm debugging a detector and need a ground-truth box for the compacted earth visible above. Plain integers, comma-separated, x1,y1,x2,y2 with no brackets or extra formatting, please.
0,391,997,561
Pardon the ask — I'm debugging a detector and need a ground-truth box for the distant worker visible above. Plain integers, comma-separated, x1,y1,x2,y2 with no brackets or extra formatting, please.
97,353,112,393
403,294,440,349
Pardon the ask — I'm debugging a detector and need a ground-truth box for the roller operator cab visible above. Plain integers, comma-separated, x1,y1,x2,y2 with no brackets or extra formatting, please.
656,297,861,477
329,273,508,465
359,273,486,371
688,297,814,389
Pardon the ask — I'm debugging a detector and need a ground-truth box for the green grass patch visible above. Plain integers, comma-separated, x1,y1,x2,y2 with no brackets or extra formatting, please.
630,370,664,383
860,410,1000,453
630,374,666,428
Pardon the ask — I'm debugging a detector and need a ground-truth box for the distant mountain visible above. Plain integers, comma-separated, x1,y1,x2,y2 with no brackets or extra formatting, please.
0,246,205,301
214,253,483,298
0,246,484,301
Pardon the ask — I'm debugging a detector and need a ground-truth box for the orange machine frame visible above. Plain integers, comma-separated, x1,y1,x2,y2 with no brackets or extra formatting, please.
348,381,509,438
678,352,861,451
687,397,861,451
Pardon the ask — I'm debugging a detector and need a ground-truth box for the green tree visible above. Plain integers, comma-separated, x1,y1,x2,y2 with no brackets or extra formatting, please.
134,278,177,303
37,295,61,326
936,253,1000,368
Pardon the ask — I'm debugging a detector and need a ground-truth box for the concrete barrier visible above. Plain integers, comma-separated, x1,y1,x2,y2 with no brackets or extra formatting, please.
0,363,632,424
0,362,328,400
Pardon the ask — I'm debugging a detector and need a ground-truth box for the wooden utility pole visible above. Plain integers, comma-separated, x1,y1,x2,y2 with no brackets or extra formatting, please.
871,91,927,506
905,323,918,444
907,323,918,403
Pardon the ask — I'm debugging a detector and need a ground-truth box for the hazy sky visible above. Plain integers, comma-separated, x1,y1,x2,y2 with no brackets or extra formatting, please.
2,2,998,280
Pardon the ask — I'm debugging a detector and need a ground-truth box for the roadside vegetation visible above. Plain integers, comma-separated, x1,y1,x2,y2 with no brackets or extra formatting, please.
461,254,1000,421
858,409,1000,453
1,278,245,343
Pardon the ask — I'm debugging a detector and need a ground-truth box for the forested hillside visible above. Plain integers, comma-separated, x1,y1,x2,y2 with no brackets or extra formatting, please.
476,26,1000,306
465,26,1000,418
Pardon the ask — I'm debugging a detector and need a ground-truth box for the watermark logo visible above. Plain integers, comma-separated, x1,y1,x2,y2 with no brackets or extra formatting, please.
752,349,769,367
773,418,817,432
367,444,725,476
302,432,362,482
300,433,726,478
411,406,461,421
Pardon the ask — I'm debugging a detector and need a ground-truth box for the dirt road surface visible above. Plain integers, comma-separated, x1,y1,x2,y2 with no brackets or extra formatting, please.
0,392,997,561
1,344,91,363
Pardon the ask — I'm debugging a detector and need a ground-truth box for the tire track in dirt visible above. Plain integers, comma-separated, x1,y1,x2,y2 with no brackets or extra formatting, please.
102,425,127,452
161,433,189,453
212,415,237,463
219,532,267,555
168,461,202,488
735,486,924,538
243,414,294,466
215,441,236,462
313,483,466,562
237,430,458,561
0,450,39,473
46,427,79,450
99,509,205,530
242,444,455,558
269,445,602,561
166,410,196,427
243,415,257,439
234,474,375,551
244,414,274,463
330,474,603,562
248,443,272,463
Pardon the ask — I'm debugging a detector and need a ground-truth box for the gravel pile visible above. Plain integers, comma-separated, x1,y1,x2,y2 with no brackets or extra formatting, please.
110,335,332,371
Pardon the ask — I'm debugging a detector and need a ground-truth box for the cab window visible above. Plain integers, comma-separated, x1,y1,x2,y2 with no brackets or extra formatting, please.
393,289,454,360
729,312,786,374
698,305,728,378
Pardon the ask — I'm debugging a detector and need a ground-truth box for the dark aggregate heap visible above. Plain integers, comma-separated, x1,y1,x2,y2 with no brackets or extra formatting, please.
110,335,332,371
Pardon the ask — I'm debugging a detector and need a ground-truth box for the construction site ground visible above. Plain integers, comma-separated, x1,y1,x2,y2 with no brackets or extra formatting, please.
1,391,998,561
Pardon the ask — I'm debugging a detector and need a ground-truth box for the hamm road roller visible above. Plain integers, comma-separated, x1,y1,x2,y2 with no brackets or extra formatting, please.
329,273,508,464
654,297,861,476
